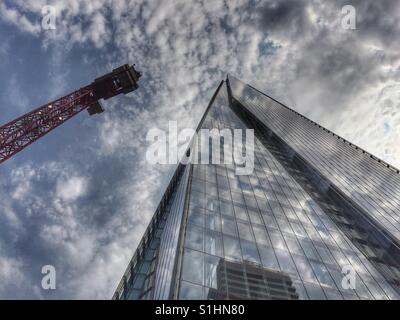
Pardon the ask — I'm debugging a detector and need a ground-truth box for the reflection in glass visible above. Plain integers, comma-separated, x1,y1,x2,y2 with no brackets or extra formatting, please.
223,235,242,261
180,281,204,299
182,249,203,285
241,240,261,264
205,230,223,257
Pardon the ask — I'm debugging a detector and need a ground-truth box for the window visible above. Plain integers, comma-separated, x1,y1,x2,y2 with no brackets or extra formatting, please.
179,281,204,299
229,177,240,189
231,191,245,204
252,225,270,246
191,181,204,194
234,205,249,221
181,249,204,285
205,215,221,232
256,198,271,212
241,240,261,264
237,222,254,242
205,182,217,195
220,201,234,217
275,250,298,276
253,187,265,198
192,166,205,180
276,217,293,234
132,274,146,289
310,261,336,288
290,222,307,237
185,224,204,251
240,181,253,194
217,175,229,188
258,245,279,270
285,237,303,255
324,289,343,300
204,254,220,289
190,191,205,208
188,209,205,228
205,231,223,257
248,210,263,225
269,230,288,251
223,235,242,261
216,166,227,178
262,215,278,229
218,188,231,201
299,240,320,261
291,255,318,284
244,195,258,210
222,216,237,237
363,281,387,299
269,201,285,216
206,196,219,212
205,173,217,184
304,283,326,300
314,245,336,266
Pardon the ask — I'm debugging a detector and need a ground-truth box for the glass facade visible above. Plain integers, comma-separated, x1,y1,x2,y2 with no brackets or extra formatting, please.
113,77,400,300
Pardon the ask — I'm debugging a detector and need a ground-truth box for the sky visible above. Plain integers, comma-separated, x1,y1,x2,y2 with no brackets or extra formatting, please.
0,0,399,299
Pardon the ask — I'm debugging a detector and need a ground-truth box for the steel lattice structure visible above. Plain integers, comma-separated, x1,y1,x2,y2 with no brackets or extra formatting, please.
0,64,141,164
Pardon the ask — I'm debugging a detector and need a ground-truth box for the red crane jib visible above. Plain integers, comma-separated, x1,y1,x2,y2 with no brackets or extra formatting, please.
0,64,141,164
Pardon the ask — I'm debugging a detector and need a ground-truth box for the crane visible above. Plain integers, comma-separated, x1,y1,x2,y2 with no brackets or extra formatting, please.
0,64,141,165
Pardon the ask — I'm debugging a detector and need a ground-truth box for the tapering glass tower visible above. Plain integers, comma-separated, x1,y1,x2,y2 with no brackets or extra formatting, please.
113,76,400,300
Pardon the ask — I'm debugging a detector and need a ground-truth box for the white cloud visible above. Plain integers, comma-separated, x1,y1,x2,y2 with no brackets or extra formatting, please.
0,2,41,35
56,176,87,202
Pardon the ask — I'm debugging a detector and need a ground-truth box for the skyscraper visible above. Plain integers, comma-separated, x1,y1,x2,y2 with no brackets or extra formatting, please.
113,76,400,300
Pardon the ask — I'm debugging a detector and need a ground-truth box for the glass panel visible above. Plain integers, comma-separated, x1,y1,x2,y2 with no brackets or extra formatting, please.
205,182,217,195
269,230,288,251
179,281,204,299
205,214,221,232
223,235,242,261
299,240,320,261
263,215,278,229
304,283,326,300
185,224,204,251
275,249,298,276
253,225,271,246
188,210,205,228
285,236,303,255
310,261,336,288
248,210,263,225
132,274,145,289
190,191,204,208
206,196,219,212
292,255,319,284
182,249,204,285
221,216,237,237
324,289,343,300
237,222,254,241
258,245,279,270
241,240,261,264
314,245,336,266
205,230,223,257
204,255,220,289
220,201,234,217
234,205,249,221
231,191,245,204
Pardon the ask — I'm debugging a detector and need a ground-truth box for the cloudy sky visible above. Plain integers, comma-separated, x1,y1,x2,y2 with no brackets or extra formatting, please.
0,0,399,299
